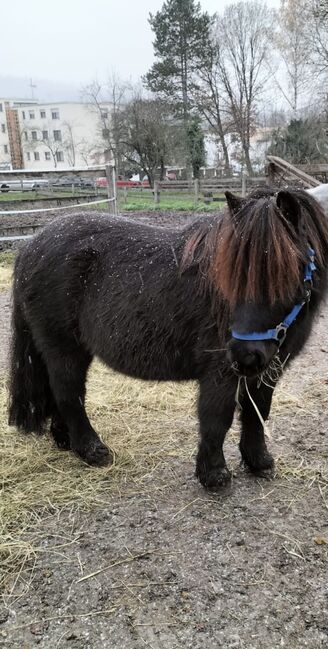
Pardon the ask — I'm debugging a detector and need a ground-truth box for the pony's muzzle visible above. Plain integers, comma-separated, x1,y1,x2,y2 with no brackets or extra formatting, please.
227,341,269,377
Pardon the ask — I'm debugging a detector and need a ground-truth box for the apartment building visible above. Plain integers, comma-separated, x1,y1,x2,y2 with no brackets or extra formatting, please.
0,100,113,170
0,98,37,169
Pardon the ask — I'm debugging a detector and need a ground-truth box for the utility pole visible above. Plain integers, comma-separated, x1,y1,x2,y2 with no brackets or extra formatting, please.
29,78,37,100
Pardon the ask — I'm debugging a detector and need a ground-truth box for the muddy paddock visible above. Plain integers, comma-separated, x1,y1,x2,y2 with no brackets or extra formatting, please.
0,209,327,649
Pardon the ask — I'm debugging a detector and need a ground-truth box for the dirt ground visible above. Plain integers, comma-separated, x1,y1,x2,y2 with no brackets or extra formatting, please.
0,210,327,649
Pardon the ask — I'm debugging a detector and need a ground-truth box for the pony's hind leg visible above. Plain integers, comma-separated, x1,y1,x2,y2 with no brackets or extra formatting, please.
239,382,274,475
45,348,112,467
195,377,236,489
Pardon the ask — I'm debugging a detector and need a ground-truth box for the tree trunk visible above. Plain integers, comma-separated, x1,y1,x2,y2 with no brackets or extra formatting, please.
243,144,253,175
145,170,154,188
218,132,230,175
160,157,165,181
214,108,231,174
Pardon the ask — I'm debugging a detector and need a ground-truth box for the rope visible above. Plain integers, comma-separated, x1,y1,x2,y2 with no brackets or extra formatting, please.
0,197,116,216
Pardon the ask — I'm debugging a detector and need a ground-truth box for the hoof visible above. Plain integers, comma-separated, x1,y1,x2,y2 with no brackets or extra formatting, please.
76,441,113,467
240,447,275,477
196,464,232,490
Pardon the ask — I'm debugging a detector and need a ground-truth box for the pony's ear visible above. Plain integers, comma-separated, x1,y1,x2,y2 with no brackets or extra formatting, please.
276,190,300,228
225,191,244,216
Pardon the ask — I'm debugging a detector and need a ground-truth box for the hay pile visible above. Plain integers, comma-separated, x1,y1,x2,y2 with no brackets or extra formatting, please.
0,267,12,292
1,360,327,596
0,363,198,594
0,252,14,292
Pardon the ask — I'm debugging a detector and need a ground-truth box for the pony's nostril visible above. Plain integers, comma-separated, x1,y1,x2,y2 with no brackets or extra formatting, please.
243,352,259,368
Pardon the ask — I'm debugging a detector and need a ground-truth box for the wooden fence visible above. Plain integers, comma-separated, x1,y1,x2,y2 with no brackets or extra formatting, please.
117,176,267,206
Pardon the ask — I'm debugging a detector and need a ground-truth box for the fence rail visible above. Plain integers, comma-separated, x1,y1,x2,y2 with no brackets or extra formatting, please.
266,156,321,188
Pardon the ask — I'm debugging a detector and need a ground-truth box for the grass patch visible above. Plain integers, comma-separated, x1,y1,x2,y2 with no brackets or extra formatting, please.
115,190,226,212
0,190,98,202
0,188,225,211
121,200,220,212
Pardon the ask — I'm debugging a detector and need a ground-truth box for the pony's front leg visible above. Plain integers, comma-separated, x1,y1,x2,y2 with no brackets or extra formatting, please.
239,381,274,475
196,378,236,489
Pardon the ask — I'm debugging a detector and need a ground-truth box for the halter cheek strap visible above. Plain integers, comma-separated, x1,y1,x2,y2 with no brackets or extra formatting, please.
231,248,316,347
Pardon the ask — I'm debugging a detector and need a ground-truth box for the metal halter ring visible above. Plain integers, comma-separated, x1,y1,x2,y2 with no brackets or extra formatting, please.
274,323,288,345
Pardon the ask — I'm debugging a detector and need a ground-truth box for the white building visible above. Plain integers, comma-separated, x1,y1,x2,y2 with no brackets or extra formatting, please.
0,100,113,170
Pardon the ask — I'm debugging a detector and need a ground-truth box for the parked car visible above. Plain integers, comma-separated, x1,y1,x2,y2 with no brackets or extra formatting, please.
0,179,49,192
51,177,95,190
95,177,150,189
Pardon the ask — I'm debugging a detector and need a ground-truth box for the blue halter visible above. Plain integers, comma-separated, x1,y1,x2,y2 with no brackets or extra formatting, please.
231,248,316,347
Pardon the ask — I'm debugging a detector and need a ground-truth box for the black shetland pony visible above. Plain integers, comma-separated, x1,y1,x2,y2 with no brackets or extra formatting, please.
9,187,328,489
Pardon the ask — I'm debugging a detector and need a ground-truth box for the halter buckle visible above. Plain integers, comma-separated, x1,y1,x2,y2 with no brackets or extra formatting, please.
304,279,312,303
274,323,287,345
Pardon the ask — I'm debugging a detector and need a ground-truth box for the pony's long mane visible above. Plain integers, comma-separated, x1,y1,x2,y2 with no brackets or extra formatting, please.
182,187,328,307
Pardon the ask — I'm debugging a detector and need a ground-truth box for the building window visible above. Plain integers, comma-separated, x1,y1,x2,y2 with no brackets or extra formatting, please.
1,124,5,133
29,111,35,119
31,131,38,141
56,151,64,162
27,152,31,161
102,128,109,138
40,110,46,119
42,130,49,140
53,130,62,141
34,152,40,161
22,110,26,119
52,110,59,119
0,103,3,112
101,111,108,119
24,131,28,141
4,144,8,154
45,151,51,160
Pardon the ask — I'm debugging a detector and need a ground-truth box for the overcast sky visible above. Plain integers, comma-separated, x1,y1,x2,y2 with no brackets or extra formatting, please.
2,0,281,100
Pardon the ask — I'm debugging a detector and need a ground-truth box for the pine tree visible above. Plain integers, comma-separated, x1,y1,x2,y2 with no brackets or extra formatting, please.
145,0,212,124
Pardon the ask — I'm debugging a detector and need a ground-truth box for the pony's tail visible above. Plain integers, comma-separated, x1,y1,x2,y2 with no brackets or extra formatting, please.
8,296,52,434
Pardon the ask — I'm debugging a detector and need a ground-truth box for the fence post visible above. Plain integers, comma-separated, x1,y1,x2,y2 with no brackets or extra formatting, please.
194,178,200,203
154,180,160,205
105,164,117,215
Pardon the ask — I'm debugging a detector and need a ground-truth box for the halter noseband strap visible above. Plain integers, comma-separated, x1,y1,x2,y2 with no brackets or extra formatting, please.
231,248,316,347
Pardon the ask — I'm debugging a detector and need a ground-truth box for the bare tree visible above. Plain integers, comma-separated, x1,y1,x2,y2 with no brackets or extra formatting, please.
23,124,63,167
275,0,311,115
23,121,77,167
304,0,328,73
193,36,231,174
61,121,76,166
82,75,130,174
215,1,275,174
